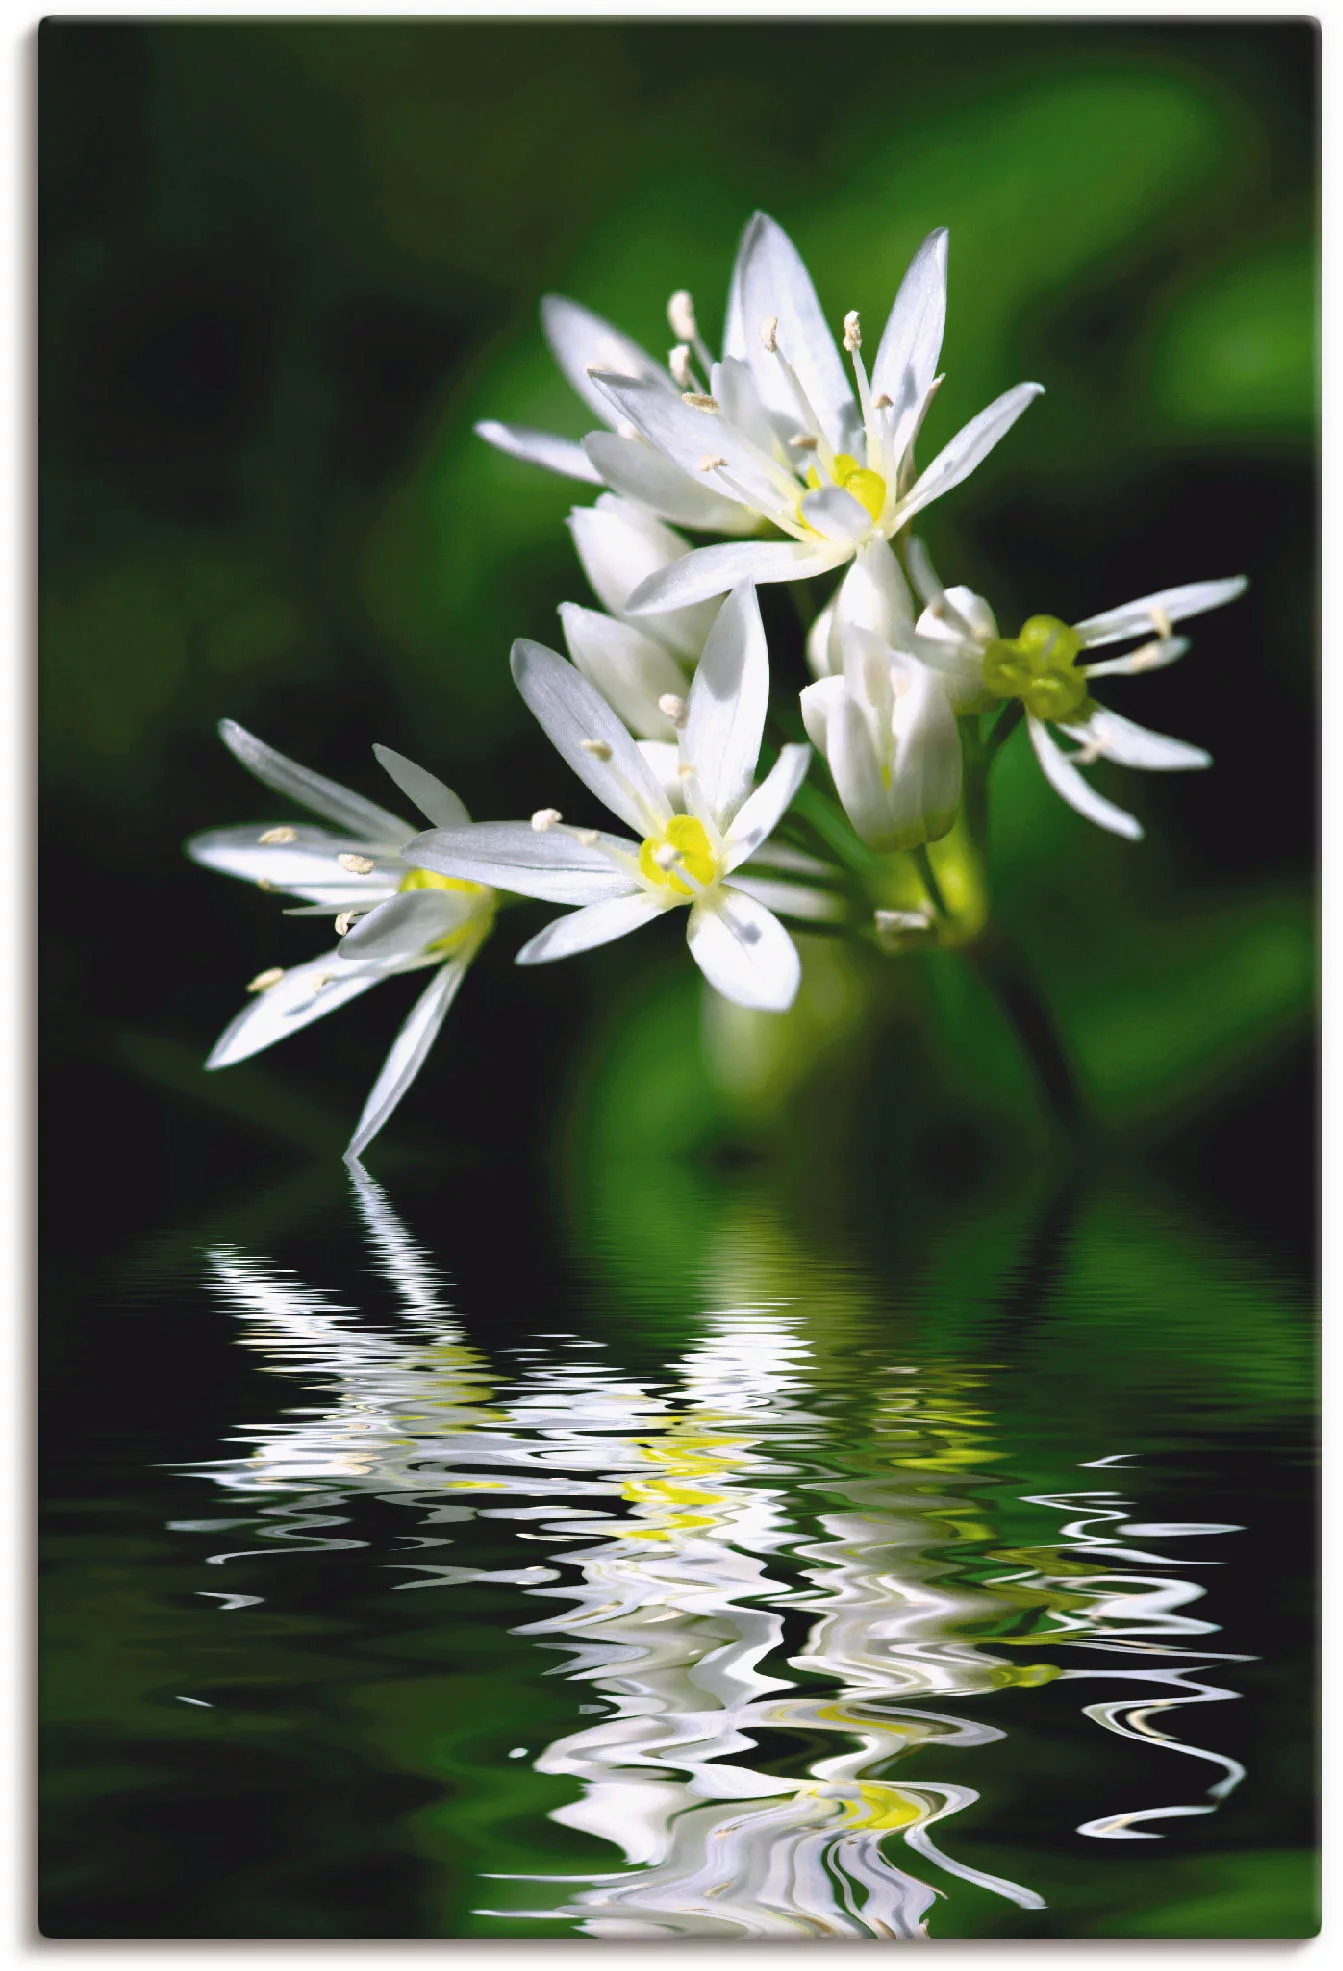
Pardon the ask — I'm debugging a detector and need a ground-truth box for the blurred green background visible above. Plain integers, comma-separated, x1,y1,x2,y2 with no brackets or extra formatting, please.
39,17,1317,1254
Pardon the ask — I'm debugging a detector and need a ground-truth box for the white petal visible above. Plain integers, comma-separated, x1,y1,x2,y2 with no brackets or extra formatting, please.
345,962,468,1162
1063,707,1211,771
1082,636,1189,680
723,744,811,872
636,739,686,809
884,650,963,846
686,890,801,1012
511,638,672,836
681,583,769,832
582,432,753,534
819,678,892,848
206,950,386,1069
741,838,833,879
336,889,465,964
406,820,640,904
731,211,860,456
1074,576,1248,648
217,720,409,843
872,228,948,434
559,603,685,740
724,873,843,922
567,495,717,659
371,745,470,829
1028,716,1143,840
709,354,781,458
625,538,844,616
895,382,1044,527
799,485,872,545
474,420,602,484
540,293,675,423
838,538,916,641
806,595,839,678
515,891,665,964
186,825,398,904
799,673,844,755
586,370,800,521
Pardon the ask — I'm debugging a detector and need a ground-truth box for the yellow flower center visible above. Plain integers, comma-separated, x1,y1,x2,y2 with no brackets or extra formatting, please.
638,814,717,897
982,614,1092,723
804,451,887,524
398,865,495,953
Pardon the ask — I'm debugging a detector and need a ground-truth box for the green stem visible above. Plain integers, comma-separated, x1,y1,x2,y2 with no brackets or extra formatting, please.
911,843,948,919
965,923,1091,1141
984,699,1023,767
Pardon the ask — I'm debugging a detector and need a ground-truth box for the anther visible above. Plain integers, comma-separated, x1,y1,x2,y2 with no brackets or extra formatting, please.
335,910,358,936
668,290,697,342
247,966,285,993
580,738,613,761
338,853,376,875
311,972,334,993
843,310,862,352
531,807,563,833
1150,606,1174,639
760,315,778,353
682,392,718,412
575,828,599,847
872,392,893,410
657,693,687,727
259,825,298,844
1128,640,1163,671
676,762,697,781
697,453,727,472
256,878,278,893
788,433,820,451
668,344,696,390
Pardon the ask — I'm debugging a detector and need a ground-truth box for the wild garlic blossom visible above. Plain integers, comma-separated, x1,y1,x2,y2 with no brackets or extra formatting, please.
904,547,1248,839
403,585,832,1013
188,720,496,1159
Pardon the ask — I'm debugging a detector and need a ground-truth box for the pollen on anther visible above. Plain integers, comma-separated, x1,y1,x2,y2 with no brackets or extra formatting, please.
760,315,778,353
697,454,727,472
338,852,376,875
575,828,599,847
657,693,687,727
259,825,298,845
335,911,357,936
668,290,697,341
682,392,718,413
872,392,893,411
530,807,563,833
580,738,613,761
843,310,862,352
247,966,285,993
668,344,695,390
788,433,819,451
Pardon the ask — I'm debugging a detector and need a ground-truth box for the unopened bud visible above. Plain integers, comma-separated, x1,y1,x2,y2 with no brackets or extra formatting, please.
247,966,285,993
338,853,376,875
259,825,298,845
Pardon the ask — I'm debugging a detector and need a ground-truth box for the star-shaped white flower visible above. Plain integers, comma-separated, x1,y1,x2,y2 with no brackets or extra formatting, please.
403,586,823,1013
187,721,496,1159
904,544,1248,839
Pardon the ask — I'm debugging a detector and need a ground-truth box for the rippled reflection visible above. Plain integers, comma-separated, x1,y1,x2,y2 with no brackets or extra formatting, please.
187,1171,1252,1939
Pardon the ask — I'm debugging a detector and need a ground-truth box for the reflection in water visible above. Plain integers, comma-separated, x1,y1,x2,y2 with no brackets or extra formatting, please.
188,1173,1251,1939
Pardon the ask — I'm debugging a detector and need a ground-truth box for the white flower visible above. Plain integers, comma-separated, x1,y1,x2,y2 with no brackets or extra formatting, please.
906,543,1248,839
403,585,828,1013
582,214,1042,616
187,720,496,1159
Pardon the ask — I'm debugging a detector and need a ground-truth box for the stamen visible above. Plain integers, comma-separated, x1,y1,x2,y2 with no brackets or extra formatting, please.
697,453,727,472
1127,640,1164,672
872,392,893,411
657,693,687,727
247,967,285,993
667,290,697,342
575,828,599,847
788,433,820,451
760,315,778,353
311,972,335,994
1072,736,1105,767
256,878,278,893
843,310,862,352
653,843,681,872
668,344,696,391
530,807,563,832
580,738,613,761
338,853,376,875
259,825,298,844
681,392,719,413
677,762,696,781
335,910,358,936
1150,606,1174,639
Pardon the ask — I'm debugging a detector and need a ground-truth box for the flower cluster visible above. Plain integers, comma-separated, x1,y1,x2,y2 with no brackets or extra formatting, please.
190,212,1246,1158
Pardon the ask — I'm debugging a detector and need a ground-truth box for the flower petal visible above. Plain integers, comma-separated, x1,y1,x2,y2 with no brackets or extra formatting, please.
515,890,666,965
568,494,718,659
681,583,769,832
345,961,469,1162
405,820,640,905
337,889,467,964
730,211,860,456
895,382,1044,527
1028,715,1143,840
815,676,892,848
586,369,800,521
1081,636,1189,680
371,745,470,829
559,603,686,740
186,825,398,904
206,950,386,1069
799,485,873,545
1074,576,1248,647
625,538,845,616
725,872,843,922
1062,707,1212,771
687,889,801,1012
217,720,409,843
541,293,677,421
474,420,602,484
636,739,686,810
723,743,811,872
872,228,948,435
582,432,754,534
511,638,673,836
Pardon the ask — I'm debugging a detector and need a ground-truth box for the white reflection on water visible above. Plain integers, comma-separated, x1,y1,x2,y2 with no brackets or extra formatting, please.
187,1172,1250,1939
